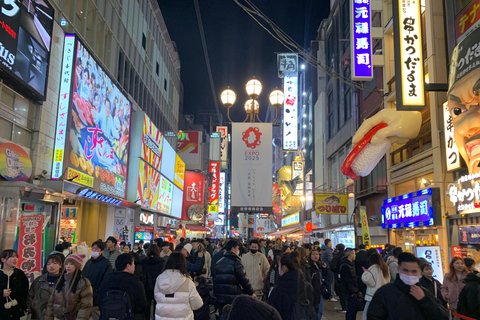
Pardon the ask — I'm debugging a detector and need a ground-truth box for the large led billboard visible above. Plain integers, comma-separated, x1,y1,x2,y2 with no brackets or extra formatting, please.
0,0,54,101
52,35,132,198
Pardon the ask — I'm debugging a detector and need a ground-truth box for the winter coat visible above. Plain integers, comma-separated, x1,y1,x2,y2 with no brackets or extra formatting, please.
142,256,165,297
321,245,333,266
0,268,29,320
361,264,390,301
201,251,211,278
457,272,480,320
419,275,447,308
340,258,359,295
241,252,270,291
213,250,254,305
44,272,93,320
355,249,370,277
27,273,60,319
103,247,121,270
441,271,467,310
367,275,448,320
330,249,345,273
211,250,225,276
267,269,310,320
154,270,203,320
387,256,399,282
309,261,328,307
193,283,214,320
187,256,204,275
82,255,112,306
97,271,148,316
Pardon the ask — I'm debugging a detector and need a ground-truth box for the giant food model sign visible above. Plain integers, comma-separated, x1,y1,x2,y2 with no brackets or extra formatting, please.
351,0,373,80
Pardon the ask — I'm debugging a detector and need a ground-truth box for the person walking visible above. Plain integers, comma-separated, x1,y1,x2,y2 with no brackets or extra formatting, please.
159,241,172,258
321,239,335,301
82,240,112,320
259,239,267,256
198,243,211,278
28,255,63,319
361,252,390,320
0,250,29,320
45,254,93,320
457,269,480,319
339,248,362,320
213,239,255,316
142,244,165,320
267,252,311,319
103,236,121,270
355,244,369,297
154,252,203,320
387,247,403,282
419,261,447,308
98,253,148,320
441,256,469,311
331,243,346,311
367,252,448,320
309,249,328,319
241,239,270,299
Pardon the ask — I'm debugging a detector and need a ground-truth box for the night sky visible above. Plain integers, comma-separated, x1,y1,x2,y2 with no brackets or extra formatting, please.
158,0,330,125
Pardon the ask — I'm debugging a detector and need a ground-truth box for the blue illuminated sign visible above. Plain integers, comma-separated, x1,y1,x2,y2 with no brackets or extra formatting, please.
78,188,123,206
381,188,435,228
351,0,373,80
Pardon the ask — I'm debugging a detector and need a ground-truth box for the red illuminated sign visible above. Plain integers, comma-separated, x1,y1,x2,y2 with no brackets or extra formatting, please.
18,214,43,284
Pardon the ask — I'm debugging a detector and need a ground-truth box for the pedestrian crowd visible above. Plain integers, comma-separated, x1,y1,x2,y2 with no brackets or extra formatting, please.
1,237,480,320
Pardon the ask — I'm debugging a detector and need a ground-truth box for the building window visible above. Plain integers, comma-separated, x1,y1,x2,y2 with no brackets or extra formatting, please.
156,62,159,75
329,143,352,191
142,33,146,50
164,79,167,91
345,88,351,122
328,91,334,139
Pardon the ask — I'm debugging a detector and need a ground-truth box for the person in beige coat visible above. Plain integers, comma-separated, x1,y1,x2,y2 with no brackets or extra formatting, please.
361,253,390,320
441,256,469,310
241,240,270,296
45,254,93,320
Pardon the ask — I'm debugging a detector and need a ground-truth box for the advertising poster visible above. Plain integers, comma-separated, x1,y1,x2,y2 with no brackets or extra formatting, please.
0,143,32,181
65,40,131,198
231,123,273,212
177,131,202,169
281,212,300,227
18,214,44,284
136,159,160,210
315,194,348,215
216,126,228,163
141,114,163,170
181,171,205,221
208,161,220,220
158,175,173,214
0,0,54,100
174,155,185,190
415,246,444,283
360,206,371,247
283,75,298,151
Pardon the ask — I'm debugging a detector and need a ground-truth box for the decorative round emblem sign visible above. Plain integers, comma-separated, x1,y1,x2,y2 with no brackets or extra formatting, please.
0,143,32,181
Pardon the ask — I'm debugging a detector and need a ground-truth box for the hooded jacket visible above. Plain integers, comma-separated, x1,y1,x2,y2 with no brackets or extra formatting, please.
457,272,480,319
213,250,254,305
321,245,333,266
367,275,449,320
82,254,112,306
387,256,399,282
154,270,203,320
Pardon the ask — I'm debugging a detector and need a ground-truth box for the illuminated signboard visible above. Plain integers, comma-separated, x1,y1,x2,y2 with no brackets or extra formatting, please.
208,161,220,220
160,141,175,182
455,0,480,43
141,114,163,170
77,188,123,206
315,193,348,215
174,155,185,190
281,212,299,227
216,126,228,163
157,175,173,214
283,75,298,151
139,212,154,225
382,188,440,228
219,172,225,213
0,142,32,181
393,0,425,110
415,246,444,283
449,175,480,214
171,186,183,219
52,34,76,179
443,101,461,171
137,159,160,210
0,0,54,101
351,0,373,80
54,36,132,198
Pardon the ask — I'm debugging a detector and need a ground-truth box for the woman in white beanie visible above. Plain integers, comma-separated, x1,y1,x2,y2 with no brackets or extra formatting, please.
45,254,93,320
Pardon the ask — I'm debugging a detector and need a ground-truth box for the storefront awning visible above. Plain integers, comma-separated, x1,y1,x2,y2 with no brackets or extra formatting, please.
269,225,302,237
185,224,211,232
451,217,480,226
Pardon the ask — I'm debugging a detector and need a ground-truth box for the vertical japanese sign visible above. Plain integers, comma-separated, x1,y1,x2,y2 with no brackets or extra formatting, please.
18,214,44,284
231,123,273,213
174,155,185,190
351,0,373,80
443,101,460,171
216,126,228,163
360,206,371,247
207,161,220,220
393,0,425,111
277,53,298,77
52,34,75,179
182,171,205,221
219,172,225,213
283,75,298,151
455,0,480,43
292,160,304,196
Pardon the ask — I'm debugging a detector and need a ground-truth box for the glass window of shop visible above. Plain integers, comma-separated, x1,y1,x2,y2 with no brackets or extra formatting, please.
0,84,37,149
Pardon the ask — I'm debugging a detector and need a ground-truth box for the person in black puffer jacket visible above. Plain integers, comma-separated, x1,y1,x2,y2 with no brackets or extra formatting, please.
213,239,254,316
457,271,480,320
142,244,165,320
194,276,215,320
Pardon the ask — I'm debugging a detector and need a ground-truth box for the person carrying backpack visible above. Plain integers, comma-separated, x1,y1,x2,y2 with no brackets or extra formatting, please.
98,253,147,320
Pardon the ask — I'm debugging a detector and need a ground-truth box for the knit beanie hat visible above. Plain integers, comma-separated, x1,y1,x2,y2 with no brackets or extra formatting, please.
227,295,281,320
184,243,193,254
64,254,85,269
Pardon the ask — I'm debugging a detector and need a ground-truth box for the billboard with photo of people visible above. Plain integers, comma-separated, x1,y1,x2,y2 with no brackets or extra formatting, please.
64,39,131,198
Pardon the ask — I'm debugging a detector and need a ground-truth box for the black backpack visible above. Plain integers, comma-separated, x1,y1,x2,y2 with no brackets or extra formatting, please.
100,289,133,320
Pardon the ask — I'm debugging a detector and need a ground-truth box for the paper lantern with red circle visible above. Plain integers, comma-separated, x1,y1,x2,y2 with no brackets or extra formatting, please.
305,222,313,233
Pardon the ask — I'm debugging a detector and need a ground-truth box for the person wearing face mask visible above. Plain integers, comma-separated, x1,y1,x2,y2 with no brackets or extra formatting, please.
213,239,255,317
82,240,112,320
441,256,469,311
367,252,449,320
241,240,270,300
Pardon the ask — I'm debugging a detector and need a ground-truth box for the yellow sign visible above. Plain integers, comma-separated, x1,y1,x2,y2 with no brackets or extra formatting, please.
174,155,185,189
360,206,371,247
208,205,218,213
67,168,94,187
314,194,348,215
